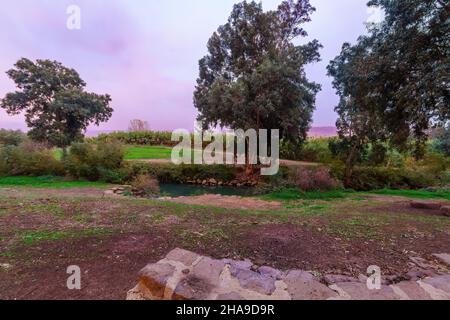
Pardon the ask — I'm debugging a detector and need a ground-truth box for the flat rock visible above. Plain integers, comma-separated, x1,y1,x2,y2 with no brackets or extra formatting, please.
223,259,253,270
191,257,225,288
334,282,401,300
216,292,244,300
392,281,432,300
172,275,212,300
138,263,176,299
284,270,338,300
230,266,276,295
422,275,450,294
258,266,284,281
433,254,450,267
323,274,359,285
166,248,201,267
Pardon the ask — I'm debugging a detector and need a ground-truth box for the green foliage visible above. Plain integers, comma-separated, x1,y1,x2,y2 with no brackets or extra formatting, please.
194,0,320,148
432,127,450,157
1,58,113,148
64,141,124,182
328,0,449,159
0,142,64,177
0,129,27,147
263,188,349,201
125,146,173,159
96,131,176,146
332,166,437,191
300,138,334,163
126,162,237,184
0,176,107,188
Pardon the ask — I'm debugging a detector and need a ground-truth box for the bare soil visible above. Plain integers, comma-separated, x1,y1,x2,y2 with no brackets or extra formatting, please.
1,187,449,300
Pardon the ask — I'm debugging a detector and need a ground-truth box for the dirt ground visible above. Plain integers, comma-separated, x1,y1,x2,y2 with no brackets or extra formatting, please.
1,187,450,300
166,194,283,211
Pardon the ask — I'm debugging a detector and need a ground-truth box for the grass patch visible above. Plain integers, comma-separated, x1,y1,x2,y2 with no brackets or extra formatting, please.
264,188,450,202
263,188,350,201
0,176,108,189
368,189,450,201
124,146,172,160
20,228,112,246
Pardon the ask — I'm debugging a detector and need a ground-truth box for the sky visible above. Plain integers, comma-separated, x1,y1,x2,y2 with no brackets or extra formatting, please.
0,0,373,132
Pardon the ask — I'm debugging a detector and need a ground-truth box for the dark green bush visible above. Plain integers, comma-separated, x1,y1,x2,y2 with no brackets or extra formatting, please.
125,162,237,184
0,142,64,177
332,166,437,191
64,141,125,182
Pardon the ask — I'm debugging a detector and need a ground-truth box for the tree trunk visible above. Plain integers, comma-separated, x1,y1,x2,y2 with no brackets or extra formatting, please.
344,145,358,188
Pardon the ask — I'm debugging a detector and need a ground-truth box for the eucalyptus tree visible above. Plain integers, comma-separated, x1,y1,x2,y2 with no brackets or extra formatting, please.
194,0,321,154
328,0,449,184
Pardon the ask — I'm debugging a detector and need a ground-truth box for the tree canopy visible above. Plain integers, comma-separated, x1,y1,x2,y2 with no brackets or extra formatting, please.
328,0,449,168
194,0,321,146
1,58,113,149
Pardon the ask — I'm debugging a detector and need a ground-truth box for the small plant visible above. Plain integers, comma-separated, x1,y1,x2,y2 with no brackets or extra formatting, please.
290,166,340,192
130,174,160,196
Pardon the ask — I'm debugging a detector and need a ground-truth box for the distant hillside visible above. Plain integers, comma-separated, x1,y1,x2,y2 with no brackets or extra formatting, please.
308,127,337,138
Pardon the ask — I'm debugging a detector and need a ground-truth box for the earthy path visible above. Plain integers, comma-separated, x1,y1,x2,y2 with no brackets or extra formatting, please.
159,194,282,211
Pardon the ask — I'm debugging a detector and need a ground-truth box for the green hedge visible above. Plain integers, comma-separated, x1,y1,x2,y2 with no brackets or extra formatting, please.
95,131,177,146
332,166,438,191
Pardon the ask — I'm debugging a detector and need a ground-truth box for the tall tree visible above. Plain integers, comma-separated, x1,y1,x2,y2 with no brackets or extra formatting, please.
328,0,449,184
194,0,321,148
1,58,113,150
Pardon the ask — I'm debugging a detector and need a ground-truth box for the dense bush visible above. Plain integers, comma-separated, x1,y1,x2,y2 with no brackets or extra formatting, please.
300,138,334,163
0,142,64,176
0,129,27,147
64,141,125,182
125,162,237,184
288,166,340,192
331,165,438,191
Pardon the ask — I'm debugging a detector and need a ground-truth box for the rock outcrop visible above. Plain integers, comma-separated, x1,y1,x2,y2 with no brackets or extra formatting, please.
127,248,450,300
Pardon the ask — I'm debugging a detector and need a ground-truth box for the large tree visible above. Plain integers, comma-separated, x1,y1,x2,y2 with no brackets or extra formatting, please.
194,0,321,147
328,0,449,184
1,58,113,150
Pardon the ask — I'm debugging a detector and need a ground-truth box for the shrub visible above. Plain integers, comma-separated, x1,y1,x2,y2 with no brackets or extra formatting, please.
300,138,334,163
64,141,124,182
432,127,450,157
333,166,437,191
0,129,27,147
95,131,176,146
130,174,160,195
124,162,237,184
0,142,64,176
289,166,340,192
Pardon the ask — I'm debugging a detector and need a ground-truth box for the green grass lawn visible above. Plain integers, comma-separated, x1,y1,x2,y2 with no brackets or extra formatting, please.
264,188,450,201
124,145,173,159
0,176,108,189
54,145,174,160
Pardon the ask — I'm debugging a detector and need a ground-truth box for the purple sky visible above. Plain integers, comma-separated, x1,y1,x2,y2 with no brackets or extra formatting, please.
0,0,371,132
